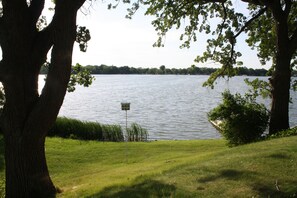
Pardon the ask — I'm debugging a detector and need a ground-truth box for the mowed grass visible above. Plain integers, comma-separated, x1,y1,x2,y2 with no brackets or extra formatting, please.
43,136,297,197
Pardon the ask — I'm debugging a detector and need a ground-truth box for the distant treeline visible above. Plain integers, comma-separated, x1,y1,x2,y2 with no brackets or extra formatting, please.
84,65,268,76
40,64,268,76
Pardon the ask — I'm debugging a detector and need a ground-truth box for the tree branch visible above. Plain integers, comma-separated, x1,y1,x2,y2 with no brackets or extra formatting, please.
0,17,3,44
240,0,263,6
211,2,227,57
30,26,53,71
29,0,45,26
269,0,287,23
24,0,86,138
181,0,227,5
0,61,4,82
200,0,226,3
30,0,86,71
289,25,297,56
284,0,292,17
2,0,28,17
225,7,268,68
219,3,227,38
55,0,86,10
234,7,268,39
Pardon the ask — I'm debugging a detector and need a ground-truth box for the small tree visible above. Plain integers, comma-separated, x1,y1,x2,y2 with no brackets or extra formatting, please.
208,90,269,146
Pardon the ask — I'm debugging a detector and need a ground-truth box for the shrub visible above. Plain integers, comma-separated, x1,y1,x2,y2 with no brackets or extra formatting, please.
0,178,4,198
208,90,269,146
268,126,297,139
48,117,124,142
126,123,149,142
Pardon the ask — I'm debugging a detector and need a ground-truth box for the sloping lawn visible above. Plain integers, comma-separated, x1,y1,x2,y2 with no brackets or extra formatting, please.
42,136,297,197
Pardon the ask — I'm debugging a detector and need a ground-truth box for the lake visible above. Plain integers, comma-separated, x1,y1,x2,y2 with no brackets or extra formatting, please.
39,75,297,140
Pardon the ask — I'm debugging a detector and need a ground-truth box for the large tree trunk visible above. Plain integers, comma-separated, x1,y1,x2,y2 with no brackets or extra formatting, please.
3,112,57,196
269,55,291,134
1,70,56,197
0,0,86,197
269,4,292,134
5,138,56,197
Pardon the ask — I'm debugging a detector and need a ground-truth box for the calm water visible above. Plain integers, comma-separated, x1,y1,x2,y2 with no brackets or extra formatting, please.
39,75,297,140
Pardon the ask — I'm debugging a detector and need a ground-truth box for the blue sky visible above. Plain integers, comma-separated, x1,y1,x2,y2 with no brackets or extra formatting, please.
45,1,268,69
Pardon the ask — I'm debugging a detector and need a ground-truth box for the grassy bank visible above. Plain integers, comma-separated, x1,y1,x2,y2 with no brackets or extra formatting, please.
0,136,296,197
45,136,297,197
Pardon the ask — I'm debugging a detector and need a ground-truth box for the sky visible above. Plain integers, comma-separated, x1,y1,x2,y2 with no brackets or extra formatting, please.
71,1,208,68
0,1,266,69
45,1,268,69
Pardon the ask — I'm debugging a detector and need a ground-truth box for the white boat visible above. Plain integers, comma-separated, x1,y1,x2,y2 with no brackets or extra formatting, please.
209,119,224,132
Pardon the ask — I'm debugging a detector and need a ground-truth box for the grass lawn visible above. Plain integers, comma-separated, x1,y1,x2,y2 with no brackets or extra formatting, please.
44,136,297,197
0,136,297,197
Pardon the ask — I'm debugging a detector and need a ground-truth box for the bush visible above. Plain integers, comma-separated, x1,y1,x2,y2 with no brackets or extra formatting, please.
208,91,269,146
48,117,124,142
127,123,149,142
268,126,297,139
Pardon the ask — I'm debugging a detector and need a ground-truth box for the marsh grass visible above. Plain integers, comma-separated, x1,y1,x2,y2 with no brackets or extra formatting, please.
101,124,124,142
126,123,148,142
48,117,124,142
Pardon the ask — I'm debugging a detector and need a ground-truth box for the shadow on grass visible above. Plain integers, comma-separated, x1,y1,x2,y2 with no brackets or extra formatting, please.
87,179,176,198
267,153,291,159
197,169,253,183
252,181,297,197
197,168,297,197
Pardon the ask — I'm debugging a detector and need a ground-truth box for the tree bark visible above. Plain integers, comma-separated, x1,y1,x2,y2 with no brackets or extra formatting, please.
3,120,56,197
0,0,86,197
269,55,291,134
0,68,57,196
269,3,292,134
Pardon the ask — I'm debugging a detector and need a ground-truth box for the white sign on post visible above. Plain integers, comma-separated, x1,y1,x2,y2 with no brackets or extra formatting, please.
121,102,130,143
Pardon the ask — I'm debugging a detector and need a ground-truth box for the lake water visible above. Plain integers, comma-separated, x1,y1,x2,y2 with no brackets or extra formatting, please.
39,75,297,140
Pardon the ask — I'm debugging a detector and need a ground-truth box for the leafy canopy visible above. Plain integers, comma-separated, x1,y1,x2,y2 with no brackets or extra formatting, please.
114,0,297,87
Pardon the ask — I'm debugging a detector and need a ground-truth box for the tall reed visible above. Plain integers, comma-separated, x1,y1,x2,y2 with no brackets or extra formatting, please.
48,117,124,142
126,123,149,142
101,124,124,142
